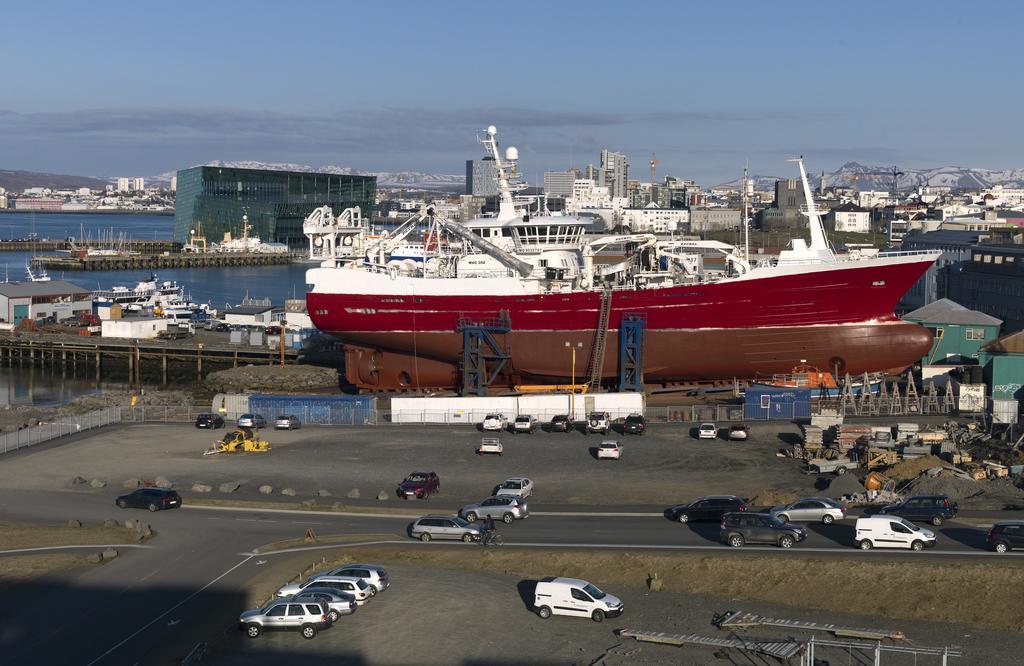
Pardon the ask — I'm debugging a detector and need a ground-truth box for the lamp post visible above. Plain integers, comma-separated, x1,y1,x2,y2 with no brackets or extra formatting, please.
565,341,582,419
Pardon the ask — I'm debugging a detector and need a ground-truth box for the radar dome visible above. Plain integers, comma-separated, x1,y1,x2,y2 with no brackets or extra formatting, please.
487,125,497,135
505,146,519,161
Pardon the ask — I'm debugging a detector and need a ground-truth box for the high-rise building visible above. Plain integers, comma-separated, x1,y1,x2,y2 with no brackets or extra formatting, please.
465,158,498,197
169,176,177,192
116,177,130,192
174,166,376,248
132,177,145,192
543,169,579,198
598,149,629,199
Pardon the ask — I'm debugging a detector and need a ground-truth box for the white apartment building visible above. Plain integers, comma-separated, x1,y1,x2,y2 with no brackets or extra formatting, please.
116,177,130,192
983,185,1024,206
543,170,577,198
857,190,892,208
619,204,689,233
828,203,871,233
132,177,145,191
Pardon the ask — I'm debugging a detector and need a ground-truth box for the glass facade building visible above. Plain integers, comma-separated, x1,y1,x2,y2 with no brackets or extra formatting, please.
174,166,376,247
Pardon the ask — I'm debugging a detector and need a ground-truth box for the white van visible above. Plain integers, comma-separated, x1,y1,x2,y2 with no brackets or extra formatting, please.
854,515,937,551
533,577,623,622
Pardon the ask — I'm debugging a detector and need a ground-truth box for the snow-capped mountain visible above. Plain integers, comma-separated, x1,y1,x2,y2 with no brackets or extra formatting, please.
149,161,465,189
717,162,1024,192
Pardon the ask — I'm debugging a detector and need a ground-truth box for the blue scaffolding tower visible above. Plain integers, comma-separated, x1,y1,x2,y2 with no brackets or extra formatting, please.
618,314,645,392
458,314,511,397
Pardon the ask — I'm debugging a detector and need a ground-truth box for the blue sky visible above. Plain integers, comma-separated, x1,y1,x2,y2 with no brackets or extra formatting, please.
2,1,1022,185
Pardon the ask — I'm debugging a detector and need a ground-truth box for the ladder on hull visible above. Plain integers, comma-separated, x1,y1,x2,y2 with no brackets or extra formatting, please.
585,289,613,390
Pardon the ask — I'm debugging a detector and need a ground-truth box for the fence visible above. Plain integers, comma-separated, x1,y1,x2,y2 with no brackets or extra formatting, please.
0,407,122,455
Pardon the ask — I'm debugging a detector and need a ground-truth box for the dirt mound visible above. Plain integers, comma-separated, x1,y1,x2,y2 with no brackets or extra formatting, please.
887,455,946,481
823,473,864,498
748,488,799,508
908,475,1024,510
204,365,339,393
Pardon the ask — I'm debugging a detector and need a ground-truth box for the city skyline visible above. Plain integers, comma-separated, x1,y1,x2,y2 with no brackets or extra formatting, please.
2,1,1023,184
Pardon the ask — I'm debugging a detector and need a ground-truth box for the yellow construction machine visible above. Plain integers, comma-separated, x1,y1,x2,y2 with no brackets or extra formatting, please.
204,427,271,455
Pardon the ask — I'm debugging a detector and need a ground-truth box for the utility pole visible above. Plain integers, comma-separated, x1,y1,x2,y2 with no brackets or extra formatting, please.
741,165,750,261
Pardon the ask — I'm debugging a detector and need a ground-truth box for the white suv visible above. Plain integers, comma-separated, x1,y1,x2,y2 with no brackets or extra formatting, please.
482,414,508,432
513,415,537,434
586,412,610,434
317,564,390,593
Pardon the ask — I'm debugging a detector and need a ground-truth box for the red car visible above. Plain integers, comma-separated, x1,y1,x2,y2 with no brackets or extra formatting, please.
396,472,440,499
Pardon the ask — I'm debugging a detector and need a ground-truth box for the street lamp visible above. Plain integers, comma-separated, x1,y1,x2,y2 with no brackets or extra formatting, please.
565,340,583,419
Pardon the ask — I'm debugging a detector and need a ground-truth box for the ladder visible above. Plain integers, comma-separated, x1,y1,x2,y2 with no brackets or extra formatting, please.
585,289,613,390
714,610,905,641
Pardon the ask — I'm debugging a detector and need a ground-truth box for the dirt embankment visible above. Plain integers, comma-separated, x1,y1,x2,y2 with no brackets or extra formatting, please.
203,365,339,393
0,389,191,432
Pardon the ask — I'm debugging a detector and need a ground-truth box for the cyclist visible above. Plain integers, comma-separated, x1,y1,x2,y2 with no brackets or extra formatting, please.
482,514,497,545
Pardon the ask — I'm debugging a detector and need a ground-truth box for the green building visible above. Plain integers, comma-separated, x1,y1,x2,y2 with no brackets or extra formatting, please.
980,331,1024,404
174,166,376,248
903,298,1002,365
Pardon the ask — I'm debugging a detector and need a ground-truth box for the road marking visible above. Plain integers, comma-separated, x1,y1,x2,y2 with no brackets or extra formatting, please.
291,520,327,525
139,569,161,582
86,554,254,666
0,544,154,555
236,518,276,523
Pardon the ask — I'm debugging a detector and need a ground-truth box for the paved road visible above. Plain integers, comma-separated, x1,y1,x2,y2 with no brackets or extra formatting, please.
0,488,1021,664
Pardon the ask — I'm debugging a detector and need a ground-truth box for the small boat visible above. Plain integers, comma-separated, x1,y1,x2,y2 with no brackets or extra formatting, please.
759,364,883,398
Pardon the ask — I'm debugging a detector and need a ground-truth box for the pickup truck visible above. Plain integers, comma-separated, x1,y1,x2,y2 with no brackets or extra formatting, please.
806,457,859,476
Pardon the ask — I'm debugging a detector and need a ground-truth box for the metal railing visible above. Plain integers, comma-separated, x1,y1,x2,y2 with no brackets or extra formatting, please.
0,407,122,455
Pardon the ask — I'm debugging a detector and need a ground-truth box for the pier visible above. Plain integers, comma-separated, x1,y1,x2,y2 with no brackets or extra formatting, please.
0,239,181,253
31,251,305,271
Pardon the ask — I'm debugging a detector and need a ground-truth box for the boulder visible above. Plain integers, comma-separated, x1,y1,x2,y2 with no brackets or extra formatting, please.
317,489,332,497
124,519,136,529
90,479,106,489
376,491,389,501
301,499,317,509
259,484,274,495
346,488,361,499
218,482,240,493
71,476,88,485
67,519,82,528
101,548,118,561
86,552,103,564
281,487,297,497
122,478,141,489
192,483,213,493
103,518,118,528
154,476,173,489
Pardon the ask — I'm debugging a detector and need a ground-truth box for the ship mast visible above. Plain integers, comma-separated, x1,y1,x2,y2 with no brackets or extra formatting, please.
741,164,750,261
478,125,523,222
790,156,833,256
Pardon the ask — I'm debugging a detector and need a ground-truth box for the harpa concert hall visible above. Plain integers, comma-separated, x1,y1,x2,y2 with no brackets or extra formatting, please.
173,166,376,248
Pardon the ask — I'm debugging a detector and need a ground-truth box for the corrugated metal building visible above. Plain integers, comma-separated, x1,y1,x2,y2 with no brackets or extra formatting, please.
248,394,377,425
0,280,92,323
743,385,812,420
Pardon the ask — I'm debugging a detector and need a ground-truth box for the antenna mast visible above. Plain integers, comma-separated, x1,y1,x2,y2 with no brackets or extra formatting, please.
649,153,658,185
741,165,751,261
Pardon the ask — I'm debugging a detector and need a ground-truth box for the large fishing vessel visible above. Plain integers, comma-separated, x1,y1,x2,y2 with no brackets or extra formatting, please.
305,127,940,391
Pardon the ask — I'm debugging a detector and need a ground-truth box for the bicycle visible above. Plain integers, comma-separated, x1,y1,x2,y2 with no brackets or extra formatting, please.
481,529,504,547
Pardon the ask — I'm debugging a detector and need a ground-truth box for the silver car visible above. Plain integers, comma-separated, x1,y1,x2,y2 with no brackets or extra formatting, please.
459,496,529,524
316,564,390,593
237,413,267,428
410,514,482,542
770,497,847,524
276,576,373,604
238,600,329,639
274,414,301,430
291,589,356,622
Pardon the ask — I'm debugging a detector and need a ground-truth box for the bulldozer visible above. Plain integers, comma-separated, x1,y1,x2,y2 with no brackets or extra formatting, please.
204,427,271,456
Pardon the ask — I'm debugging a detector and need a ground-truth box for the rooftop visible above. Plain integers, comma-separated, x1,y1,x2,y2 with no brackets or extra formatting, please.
0,280,90,298
981,330,1024,354
225,305,280,315
903,298,1002,326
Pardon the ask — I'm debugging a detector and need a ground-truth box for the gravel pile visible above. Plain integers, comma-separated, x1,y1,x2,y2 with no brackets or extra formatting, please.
204,364,339,393
908,475,1024,509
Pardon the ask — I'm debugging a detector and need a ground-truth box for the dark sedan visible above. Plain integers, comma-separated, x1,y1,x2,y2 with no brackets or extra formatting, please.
116,487,181,512
879,494,958,526
195,413,225,429
668,495,747,523
549,415,573,432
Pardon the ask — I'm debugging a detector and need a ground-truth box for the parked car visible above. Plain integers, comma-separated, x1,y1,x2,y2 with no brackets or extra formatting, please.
316,564,390,593
396,471,441,499
410,514,482,542
669,495,747,523
720,512,807,548
727,424,749,440
495,477,534,498
534,577,623,622
987,521,1024,553
477,438,503,456
770,497,846,524
213,322,231,332
116,487,181,512
878,494,958,526
513,415,537,434
697,423,718,440
586,412,611,434
291,590,357,623
482,413,508,432
460,496,529,523
596,440,622,460
622,413,646,435
855,515,936,551
237,413,267,428
276,576,373,604
549,414,573,432
195,413,225,429
274,415,301,430
239,599,330,639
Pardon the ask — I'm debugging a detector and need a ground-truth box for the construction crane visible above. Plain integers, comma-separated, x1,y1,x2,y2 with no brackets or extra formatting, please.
649,153,658,184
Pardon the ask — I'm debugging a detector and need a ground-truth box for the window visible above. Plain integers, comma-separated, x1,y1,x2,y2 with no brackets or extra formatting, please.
266,605,287,617
966,328,986,341
890,522,912,534
571,588,592,602
304,604,322,615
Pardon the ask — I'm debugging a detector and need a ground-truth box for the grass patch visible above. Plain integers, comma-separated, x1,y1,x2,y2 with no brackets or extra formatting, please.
0,521,142,551
0,553,100,591
255,533,399,554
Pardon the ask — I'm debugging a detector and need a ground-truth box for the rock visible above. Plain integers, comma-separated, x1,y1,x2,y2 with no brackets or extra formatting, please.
192,483,213,493
259,484,274,495
90,479,106,489
376,491,389,501
317,489,332,497
647,573,663,592
281,487,297,496
301,499,317,509
124,519,136,529
86,552,103,564
103,518,118,528
346,488,361,499
101,548,118,560
71,476,88,485
123,478,141,489
154,476,173,489
67,519,82,528
219,482,240,493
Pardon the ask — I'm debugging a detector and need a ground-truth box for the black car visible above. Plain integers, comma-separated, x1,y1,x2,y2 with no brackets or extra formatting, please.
879,494,958,526
116,487,181,512
669,495,747,523
195,413,226,429
987,521,1024,553
720,512,807,548
622,413,646,435
549,415,573,432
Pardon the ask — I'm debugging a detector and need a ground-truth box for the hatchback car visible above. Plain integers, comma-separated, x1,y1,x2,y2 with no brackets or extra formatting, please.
495,477,534,498
239,600,330,639
987,521,1024,553
317,564,390,593
720,512,807,548
770,497,846,524
195,413,225,429
237,413,267,428
460,496,529,523
549,414,573,432
276,576,373,604
116,487,181,512
513,415,537,434
274,415,301,430
727,424,749,440
669,495,747,523
622,413,646,435
597,440,622,459
291,590,356,622
879,494,958,526
697,423,718,440
410,515,482,542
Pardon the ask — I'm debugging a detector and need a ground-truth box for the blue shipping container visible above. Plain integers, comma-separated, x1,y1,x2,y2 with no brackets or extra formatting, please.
248,394,377,425
743,385,812,420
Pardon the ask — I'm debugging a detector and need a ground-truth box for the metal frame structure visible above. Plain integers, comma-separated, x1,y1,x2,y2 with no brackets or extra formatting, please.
618,313,645,392
458,315,511,396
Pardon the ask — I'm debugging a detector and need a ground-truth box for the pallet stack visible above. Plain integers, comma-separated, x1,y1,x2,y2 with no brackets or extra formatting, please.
836,424,872,453
796,424,824,461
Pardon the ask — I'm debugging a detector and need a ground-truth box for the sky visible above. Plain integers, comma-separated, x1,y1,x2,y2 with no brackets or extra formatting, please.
2,1,1023,185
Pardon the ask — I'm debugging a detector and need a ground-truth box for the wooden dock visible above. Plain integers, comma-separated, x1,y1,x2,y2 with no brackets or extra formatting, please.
32,252,304,271
0,239,181,253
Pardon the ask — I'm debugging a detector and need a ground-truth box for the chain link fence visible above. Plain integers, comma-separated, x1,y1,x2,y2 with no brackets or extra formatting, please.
0,407,122,455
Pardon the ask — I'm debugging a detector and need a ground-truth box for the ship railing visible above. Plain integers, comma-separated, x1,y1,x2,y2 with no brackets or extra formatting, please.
873,249,943,258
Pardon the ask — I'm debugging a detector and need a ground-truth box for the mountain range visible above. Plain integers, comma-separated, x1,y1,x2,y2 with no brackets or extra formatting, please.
0,169,108,192
718,162,1024,192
